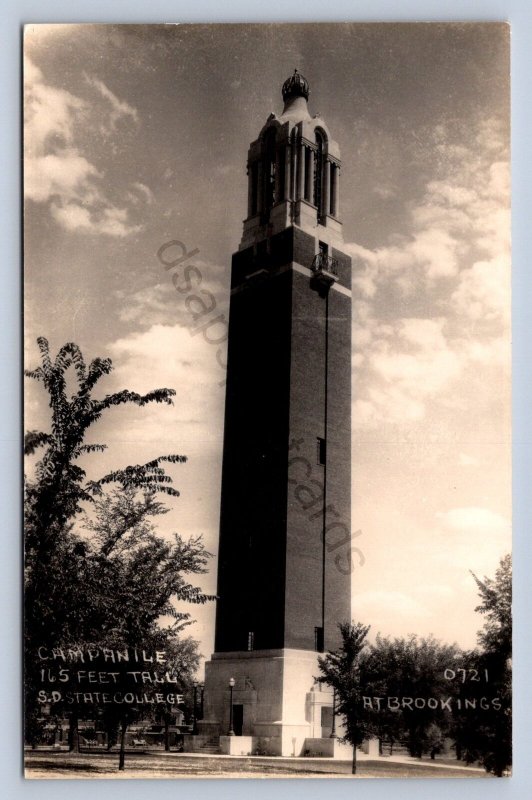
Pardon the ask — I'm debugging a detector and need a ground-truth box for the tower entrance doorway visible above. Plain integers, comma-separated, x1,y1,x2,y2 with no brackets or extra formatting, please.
232,704,244,736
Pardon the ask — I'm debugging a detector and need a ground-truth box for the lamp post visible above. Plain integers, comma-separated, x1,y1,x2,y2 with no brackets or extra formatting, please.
330,687,337,739
228,677,235,736
192,681,198,736
200,684,205,721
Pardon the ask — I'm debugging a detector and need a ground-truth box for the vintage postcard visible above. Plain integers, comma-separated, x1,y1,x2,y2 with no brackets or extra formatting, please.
23,22,511,778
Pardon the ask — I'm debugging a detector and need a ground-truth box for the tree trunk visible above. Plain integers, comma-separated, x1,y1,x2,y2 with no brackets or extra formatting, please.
106,721,117,751
68,711,80,752
164,716,170,752
118,719,127,771
352,744,357,775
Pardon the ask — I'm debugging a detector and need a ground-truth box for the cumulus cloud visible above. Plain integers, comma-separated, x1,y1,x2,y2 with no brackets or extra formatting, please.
452,256,510,326
353,316,463,426
51,202,141,238
103,323,226,446
349,117,510,430
24,55,147,237
433,506,511,579
116,284,182,327
115,260,228,329
24,150,100,204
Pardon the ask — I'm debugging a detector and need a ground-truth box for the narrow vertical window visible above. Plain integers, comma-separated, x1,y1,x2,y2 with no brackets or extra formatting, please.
247,631,255,651
251,162,258,216
315,626,324,653
304,147,312,201
317,437,326,466
314,131,324,219
263,128,277,213
278,146,285,202
330,164,336,216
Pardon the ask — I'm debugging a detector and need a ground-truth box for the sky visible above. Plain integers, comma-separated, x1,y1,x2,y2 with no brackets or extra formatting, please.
23,23,511,666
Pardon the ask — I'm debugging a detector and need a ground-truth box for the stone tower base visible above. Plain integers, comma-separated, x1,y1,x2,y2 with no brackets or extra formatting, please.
193,648,350,758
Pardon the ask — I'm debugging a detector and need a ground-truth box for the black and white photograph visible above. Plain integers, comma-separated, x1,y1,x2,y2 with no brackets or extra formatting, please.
23,22,511,779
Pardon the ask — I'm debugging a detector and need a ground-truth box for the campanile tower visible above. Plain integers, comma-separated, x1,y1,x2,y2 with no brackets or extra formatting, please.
200,71,352,757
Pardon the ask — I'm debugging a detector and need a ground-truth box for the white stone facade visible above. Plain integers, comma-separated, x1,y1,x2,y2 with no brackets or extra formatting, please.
198,648,352,758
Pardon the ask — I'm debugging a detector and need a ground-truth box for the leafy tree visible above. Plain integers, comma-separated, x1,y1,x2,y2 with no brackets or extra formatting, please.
24,338,214,767
151,636,200,751
24,338,184,655
80,487,214,643
76,487,214,768
358,634,410,754
318,622,371,774
363,634,462,758
457,555,512,776
424,722,445,759
322,628,463,763
25,337,181,547
471,554,512,660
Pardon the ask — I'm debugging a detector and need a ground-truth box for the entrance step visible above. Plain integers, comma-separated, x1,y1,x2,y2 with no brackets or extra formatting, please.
198,736,221,754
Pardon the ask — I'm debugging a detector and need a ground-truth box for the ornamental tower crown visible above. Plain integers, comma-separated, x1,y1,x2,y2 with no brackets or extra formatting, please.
240,70,343,251
281,68,310,102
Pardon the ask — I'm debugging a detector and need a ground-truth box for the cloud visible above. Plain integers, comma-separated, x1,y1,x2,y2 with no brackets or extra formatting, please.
370,318,460,393
51,202,142,238
452,255,510,326
24,55,148,237
24,150,100,204
102,323,226,447
115,260,228,329
372,184,396,200
83,73,139,130
433,506,511,579
349,117,509,291
349,117,510,430
116,284,183,327
128,182,155,205
353,316,463,426
436,506,510,533
24,63,86,154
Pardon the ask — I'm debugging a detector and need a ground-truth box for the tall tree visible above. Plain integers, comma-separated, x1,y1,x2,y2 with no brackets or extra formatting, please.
25,337,182,547
80,487,214,644
24,338,213,763
363,634,462,758
457,555,512,776
471,554,512,660
318,622,371,774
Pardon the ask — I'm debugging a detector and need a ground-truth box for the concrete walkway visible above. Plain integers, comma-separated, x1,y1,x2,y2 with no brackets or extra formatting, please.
357,753,484,773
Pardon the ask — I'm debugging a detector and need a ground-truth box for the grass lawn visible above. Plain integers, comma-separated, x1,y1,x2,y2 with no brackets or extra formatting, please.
24,751,492,779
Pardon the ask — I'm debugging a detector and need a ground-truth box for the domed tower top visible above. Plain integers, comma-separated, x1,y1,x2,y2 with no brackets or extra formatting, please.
280,69,311,120
281,69,310,102
240,71,344,250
